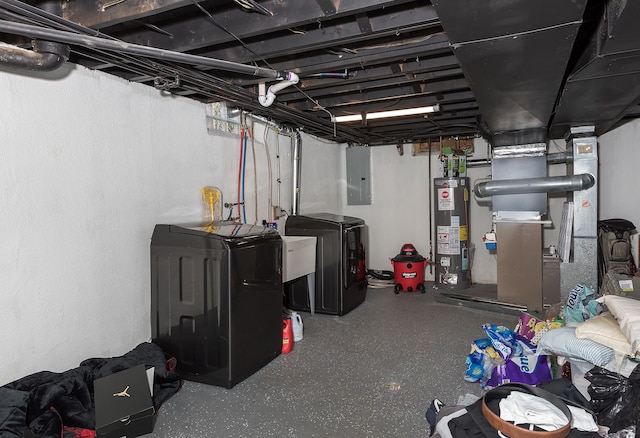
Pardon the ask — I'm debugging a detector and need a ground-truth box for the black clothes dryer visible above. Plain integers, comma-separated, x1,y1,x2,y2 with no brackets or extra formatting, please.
285,213,367,316
150,222,282,389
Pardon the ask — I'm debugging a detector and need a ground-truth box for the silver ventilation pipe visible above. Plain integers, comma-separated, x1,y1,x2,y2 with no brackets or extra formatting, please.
547,151,573,165
474,173,595,198
291,130,302,215
465,151,573,169
466,158,492,168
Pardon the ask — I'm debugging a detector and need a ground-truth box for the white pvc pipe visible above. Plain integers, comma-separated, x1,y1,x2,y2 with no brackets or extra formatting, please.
258,72,299,107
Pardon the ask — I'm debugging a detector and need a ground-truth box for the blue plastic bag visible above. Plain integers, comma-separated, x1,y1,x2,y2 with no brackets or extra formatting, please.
564,284,602,325
464,338,501,389
482,324,522,360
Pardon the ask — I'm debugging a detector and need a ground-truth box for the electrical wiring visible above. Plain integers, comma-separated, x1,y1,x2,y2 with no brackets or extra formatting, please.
313,134,347,145
365,269,395,289
550,139,567,153
351,33,446,52
291,84,336,122
366,276,395,289
190,0,337,128
191,1,259,58
0,1,355,144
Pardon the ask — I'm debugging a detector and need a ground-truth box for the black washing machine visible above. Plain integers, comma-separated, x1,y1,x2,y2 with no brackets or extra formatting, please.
150,222,282,389
285,213,367,316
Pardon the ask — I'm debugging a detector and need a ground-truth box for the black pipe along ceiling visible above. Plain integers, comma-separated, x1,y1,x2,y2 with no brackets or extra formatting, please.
0,0,639,146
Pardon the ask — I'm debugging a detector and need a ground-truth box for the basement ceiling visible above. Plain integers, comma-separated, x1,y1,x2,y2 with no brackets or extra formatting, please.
1,0,639,146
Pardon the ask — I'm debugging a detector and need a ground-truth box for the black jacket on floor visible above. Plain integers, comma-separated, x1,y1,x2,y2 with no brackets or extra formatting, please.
0,342,182,438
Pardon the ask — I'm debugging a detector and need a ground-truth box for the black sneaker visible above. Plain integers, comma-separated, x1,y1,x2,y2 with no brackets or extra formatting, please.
425,398,445,436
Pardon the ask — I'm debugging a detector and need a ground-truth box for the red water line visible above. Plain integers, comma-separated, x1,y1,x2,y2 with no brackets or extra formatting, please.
237,129,244,219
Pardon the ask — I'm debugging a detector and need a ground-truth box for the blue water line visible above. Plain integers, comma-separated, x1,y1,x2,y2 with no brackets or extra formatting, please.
241,130,248,223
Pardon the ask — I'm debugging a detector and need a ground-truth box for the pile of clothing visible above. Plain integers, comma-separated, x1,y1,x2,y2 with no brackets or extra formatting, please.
426,380,607,437
0,342,182,438
439,283,640,437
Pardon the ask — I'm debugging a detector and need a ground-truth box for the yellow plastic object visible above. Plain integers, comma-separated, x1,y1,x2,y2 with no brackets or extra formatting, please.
201,186,222,232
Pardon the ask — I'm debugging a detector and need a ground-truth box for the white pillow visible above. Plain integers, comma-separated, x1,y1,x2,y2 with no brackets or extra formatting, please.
537,327,614,366
575,312,633,357
597,295,640,358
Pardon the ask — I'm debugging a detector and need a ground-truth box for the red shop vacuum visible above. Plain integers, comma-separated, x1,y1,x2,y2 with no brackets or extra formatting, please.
390,243,427,294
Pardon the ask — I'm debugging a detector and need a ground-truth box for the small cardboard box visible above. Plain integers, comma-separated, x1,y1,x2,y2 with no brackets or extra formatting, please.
94,364,155,438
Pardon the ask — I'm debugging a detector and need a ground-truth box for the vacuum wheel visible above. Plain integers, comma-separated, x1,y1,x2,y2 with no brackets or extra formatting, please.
394,284,402,294
418,283,426,294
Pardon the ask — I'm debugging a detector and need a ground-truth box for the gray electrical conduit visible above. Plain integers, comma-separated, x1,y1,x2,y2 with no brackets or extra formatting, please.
0,39,69,71
0,19,286,79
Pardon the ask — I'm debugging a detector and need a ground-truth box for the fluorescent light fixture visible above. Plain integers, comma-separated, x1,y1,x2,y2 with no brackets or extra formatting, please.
334,104,440,123
334,113,363,122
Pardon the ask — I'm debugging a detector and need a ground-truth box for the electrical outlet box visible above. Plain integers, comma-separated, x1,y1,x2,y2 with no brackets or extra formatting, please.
273,206,286,219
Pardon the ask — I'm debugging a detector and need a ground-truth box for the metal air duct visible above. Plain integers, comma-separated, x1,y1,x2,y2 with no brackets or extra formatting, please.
474,174,594,198
431,0,588,142
550,1,640,138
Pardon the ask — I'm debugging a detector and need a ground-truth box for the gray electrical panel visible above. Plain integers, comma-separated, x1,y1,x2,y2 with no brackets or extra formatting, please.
346,146,371,205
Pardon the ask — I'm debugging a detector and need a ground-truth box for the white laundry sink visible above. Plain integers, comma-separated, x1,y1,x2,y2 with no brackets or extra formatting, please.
281,235,317,282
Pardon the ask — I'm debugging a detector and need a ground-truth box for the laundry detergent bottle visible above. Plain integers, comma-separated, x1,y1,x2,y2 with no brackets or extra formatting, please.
291,311,304,342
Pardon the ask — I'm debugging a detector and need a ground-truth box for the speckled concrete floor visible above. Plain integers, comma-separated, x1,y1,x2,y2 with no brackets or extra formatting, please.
149,285,518,437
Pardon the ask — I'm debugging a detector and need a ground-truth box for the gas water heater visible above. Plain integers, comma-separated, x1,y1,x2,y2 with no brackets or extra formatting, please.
434,177,470,290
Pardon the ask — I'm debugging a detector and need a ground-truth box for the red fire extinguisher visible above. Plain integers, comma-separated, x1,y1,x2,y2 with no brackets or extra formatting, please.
282,317,294,354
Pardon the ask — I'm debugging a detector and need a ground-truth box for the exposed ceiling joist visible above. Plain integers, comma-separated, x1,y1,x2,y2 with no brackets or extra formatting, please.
60,0,205,30
1,0,639,145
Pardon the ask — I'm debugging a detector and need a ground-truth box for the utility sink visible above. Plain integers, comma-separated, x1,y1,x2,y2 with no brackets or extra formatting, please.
281,235,317,282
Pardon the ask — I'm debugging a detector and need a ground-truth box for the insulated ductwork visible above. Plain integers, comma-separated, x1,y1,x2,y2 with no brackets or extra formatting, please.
258,72,300,107
474,174,595,198
430,0,588,142
0,40,69,71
